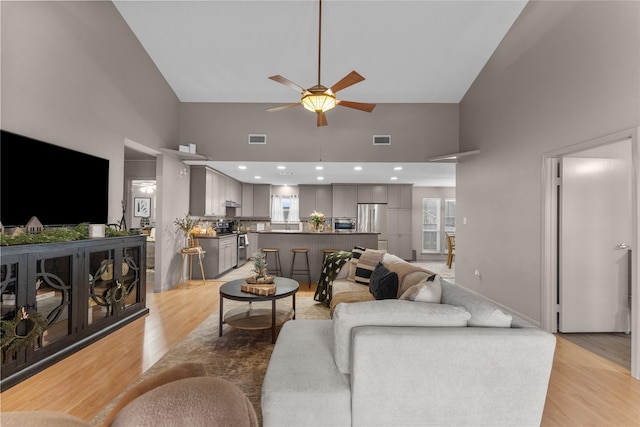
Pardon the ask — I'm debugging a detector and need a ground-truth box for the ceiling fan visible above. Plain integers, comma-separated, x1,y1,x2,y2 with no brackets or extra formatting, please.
267,0,376,127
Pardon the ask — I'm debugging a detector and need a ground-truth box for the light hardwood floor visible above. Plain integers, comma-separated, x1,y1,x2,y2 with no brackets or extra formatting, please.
1,276,639,426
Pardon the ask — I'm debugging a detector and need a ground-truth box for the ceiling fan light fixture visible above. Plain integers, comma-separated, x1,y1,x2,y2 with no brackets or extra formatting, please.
302,92,336,113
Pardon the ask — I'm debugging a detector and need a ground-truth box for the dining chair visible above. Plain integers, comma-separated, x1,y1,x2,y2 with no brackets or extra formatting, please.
446,233,455,269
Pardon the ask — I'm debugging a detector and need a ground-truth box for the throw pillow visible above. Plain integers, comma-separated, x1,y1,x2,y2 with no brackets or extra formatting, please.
440,280,513,327
399,274,442,303
368,262,398,299
353,249,386,285
346,245,367,282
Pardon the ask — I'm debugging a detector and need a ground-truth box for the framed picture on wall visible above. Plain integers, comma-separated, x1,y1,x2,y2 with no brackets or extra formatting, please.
134,197,151,218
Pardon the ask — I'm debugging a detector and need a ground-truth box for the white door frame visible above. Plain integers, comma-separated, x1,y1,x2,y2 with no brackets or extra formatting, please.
541,127,639,379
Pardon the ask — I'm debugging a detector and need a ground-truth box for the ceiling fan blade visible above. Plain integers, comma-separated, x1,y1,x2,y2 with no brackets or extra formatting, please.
329,70,365,94
317,112,328,127
267,102,301,112
269,75,309,94
336,99,376,112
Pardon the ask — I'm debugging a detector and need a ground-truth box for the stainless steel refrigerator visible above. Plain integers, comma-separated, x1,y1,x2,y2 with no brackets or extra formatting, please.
357,204,387,251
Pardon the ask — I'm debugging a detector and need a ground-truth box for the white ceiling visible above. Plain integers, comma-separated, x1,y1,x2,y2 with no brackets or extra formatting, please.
116,0,528,186
185,160,457,186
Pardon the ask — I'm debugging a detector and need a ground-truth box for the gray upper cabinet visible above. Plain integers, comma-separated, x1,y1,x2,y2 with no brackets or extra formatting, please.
357,185,387,204
332,185,357,218
241,183,254,217
190,166,218,216
299,185,333,218
315,185,332,216
253,184,271,218
387,185,413,209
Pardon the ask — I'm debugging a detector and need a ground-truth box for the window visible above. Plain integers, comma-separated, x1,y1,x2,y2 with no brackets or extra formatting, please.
422,197,456,253
444,199,456,234
422,198,440,253
271,195,300,223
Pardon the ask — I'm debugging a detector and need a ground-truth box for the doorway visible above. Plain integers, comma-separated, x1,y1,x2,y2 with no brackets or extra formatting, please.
542,129,639,379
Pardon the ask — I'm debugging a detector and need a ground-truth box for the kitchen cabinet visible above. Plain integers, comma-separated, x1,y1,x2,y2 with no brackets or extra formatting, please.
218,235,237,274
332,185,357,218
241,183,254,217
357,185,387,204
387,185,413,209
299,185,332,218
190,166,227,217
387,208,413,260
193,235,238,280
253,184,271,217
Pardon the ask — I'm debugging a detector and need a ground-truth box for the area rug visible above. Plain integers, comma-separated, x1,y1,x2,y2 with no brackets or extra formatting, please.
90,295,330,426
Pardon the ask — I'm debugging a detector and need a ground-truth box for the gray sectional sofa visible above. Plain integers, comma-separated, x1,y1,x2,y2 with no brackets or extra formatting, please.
262,250,556,427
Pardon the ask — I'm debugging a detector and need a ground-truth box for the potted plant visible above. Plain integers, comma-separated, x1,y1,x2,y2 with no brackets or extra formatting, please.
173,213,201,248
247,249,274,284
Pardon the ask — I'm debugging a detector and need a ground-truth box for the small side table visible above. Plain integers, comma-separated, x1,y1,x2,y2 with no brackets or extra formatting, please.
178,247,207,286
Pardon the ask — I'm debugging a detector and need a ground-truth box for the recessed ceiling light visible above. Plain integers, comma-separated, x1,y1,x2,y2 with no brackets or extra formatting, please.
315,166,323,170
238,165,247,170
394,166,403,171
277,165,286,170
254,175,261,180
390,176,398,181
317,176,324,181
354,166,362,171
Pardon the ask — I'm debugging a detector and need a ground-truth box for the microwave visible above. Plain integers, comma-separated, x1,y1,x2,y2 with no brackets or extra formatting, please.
334,218,356,232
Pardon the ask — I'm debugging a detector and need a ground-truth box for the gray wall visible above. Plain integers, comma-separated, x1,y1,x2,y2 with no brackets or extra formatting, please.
1,1,185,291
458,0,640,323
180,103,459,162
1,1,181,223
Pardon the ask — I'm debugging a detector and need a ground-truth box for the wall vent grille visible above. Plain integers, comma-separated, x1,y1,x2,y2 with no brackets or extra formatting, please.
248,134,267,144
373,135,391,145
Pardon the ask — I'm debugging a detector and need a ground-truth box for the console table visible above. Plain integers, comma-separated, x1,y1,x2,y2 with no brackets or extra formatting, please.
0,235,148,390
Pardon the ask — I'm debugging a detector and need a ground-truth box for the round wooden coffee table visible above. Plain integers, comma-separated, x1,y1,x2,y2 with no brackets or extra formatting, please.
219,277,299,343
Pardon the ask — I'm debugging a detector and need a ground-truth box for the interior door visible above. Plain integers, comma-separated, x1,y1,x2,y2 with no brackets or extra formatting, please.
559,139,632,332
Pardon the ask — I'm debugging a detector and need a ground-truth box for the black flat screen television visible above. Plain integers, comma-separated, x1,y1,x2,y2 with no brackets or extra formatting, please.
1,130,109,227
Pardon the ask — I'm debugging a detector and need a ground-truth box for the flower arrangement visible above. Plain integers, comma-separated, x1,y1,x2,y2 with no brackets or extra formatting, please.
310,211,325,231
173,213,201,247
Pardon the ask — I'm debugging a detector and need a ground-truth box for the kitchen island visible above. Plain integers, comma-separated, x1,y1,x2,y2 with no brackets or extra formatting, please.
256,231,378,285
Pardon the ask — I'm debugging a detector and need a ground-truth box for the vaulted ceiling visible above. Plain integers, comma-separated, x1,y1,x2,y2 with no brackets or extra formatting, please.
116,0,528,186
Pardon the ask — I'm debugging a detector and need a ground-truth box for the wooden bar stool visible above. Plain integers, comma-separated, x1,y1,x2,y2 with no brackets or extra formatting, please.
290,248,312,288
321,248,339,264
262,248,283,277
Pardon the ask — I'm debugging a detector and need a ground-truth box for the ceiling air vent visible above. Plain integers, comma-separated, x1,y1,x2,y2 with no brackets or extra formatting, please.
373,135,391,145
248,134,267,144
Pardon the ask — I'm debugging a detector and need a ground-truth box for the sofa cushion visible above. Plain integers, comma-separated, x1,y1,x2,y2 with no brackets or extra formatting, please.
262,320,351,427
368,262,399,300
399,274,442,303
441,280,513,327
333,300,471,374
350,249,386,284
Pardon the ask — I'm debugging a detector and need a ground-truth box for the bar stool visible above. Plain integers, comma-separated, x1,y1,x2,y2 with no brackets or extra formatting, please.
262,248,282,277
321,248,339,264
290,248,312,288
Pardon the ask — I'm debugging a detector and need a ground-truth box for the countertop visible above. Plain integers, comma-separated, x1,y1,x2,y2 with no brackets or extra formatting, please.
256,231,379,235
